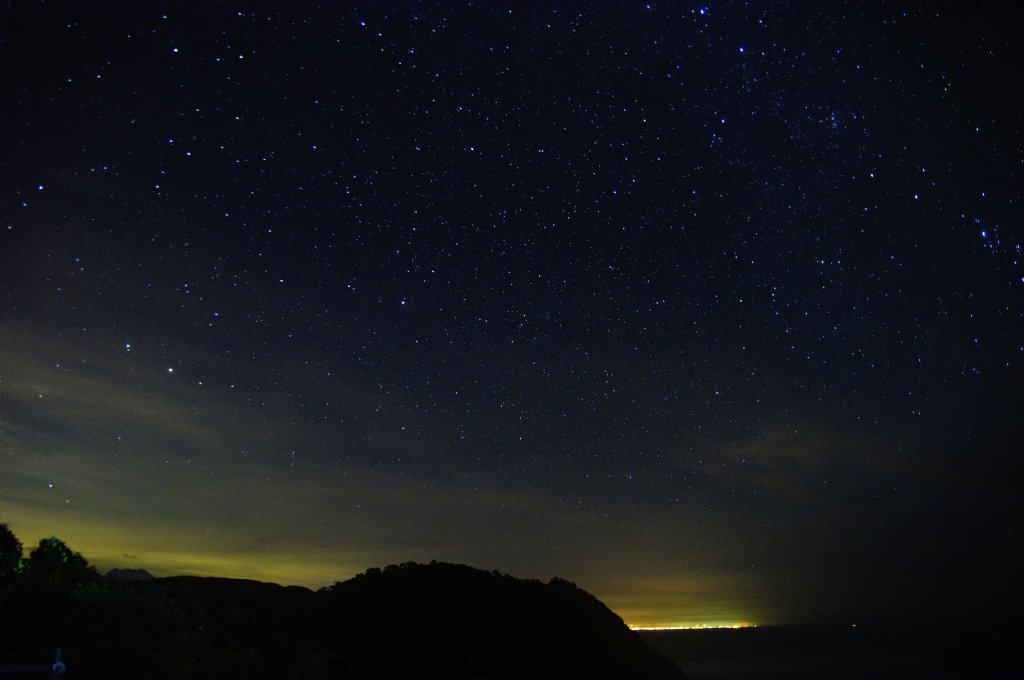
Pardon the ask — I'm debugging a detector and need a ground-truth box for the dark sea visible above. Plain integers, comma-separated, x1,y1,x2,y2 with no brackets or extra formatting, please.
637,623,1024,679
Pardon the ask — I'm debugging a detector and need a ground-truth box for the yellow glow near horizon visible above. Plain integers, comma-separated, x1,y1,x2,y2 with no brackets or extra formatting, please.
630,623,757,631
599,572,772,631
8,517,768,626
0,514,366,590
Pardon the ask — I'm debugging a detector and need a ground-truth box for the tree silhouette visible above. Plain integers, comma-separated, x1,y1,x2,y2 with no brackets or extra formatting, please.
25,537,98,585
5,536,101,649
0,523,22,594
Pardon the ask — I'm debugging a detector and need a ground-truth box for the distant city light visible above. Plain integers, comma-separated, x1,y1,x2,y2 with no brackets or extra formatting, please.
631,623,757,631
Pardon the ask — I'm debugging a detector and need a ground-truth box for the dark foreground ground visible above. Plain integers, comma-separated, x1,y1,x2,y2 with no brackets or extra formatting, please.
2,555,686,679
639,623,1024,680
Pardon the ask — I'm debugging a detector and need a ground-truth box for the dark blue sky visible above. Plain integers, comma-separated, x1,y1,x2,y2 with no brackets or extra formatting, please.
1,1,1020,626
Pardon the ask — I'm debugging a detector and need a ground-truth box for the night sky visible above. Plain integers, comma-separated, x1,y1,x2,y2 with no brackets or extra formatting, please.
1,1,1021,628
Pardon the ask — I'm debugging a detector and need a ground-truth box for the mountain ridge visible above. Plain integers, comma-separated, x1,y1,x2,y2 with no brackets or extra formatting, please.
128,561,688,679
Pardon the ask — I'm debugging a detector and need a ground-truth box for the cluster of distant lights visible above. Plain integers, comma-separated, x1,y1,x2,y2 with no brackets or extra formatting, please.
633,623,871,632
631,623,757,631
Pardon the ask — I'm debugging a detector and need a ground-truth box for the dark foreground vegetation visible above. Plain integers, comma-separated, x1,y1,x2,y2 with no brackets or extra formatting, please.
0,524,686,679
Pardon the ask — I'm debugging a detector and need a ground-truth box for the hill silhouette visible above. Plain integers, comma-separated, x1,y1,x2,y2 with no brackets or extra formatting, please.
138,564,686,679
314,561,686,679
105,567,154,582
0,526,687,678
